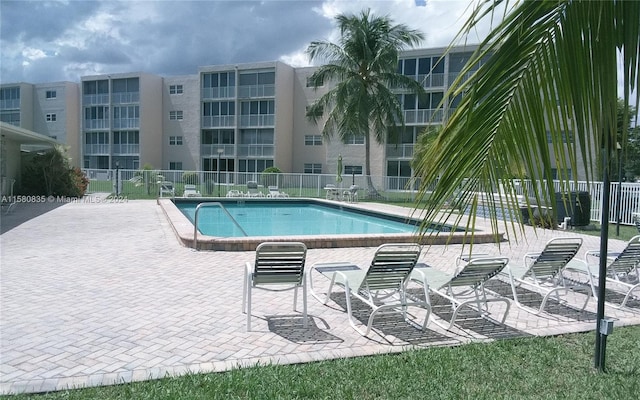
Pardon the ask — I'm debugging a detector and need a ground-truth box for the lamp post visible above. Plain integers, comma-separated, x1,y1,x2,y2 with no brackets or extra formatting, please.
217,148,224,197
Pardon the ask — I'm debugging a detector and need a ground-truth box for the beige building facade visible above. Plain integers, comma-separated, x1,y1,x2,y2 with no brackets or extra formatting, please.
0,45,591,189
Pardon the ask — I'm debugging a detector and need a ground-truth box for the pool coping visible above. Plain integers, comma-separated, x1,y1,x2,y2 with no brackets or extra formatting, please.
158,197,505,251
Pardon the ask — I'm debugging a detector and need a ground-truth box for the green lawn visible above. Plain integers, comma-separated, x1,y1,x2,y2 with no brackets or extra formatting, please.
6,325,640,400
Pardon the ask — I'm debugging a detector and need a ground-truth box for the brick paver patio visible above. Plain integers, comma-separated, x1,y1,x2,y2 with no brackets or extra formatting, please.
1,196,638,395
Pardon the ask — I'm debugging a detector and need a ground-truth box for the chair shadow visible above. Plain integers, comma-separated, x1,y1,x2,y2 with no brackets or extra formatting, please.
483,280,598,321
327,292,461,346
405,288,530,340
266,315,343,344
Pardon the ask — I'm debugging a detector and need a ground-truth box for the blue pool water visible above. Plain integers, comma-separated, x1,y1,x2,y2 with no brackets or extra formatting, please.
176,200,424,237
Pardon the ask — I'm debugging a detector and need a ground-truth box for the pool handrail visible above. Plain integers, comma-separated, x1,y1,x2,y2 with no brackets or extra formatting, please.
194,202,248,249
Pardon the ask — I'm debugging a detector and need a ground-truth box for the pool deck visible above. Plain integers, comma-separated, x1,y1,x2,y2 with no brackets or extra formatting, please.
1,195,639,395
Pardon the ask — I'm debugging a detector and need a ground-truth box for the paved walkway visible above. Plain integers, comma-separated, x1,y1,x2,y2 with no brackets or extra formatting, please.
1,196,639,395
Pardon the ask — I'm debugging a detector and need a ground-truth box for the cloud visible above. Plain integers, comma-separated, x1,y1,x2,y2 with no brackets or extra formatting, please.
0,0,486,84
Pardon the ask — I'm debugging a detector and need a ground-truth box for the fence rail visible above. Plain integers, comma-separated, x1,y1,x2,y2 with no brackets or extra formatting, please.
83,169,640,226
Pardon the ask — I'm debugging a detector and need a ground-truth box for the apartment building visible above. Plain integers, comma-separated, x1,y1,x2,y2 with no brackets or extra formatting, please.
0,45,590,188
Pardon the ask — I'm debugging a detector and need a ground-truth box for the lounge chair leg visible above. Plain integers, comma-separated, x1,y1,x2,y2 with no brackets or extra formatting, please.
302,280,308,328
246,285,252,331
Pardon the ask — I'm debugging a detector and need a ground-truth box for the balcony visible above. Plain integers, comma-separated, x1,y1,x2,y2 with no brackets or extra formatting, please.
201,144,236,157
112,144,140,155
386,144,415,159
84,120,110,130
239,114,274,127
0,99,20,110
112,92,140,104
238,84,275,98
202,86,235,99
112,118,140,129
418,73,445,88
202,115,236,128
237,144,274,157
83,94,109,105
403,109,443,124
84,144,110,155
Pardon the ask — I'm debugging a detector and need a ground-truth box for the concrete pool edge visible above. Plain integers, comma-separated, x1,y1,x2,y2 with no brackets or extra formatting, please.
157,198,504,251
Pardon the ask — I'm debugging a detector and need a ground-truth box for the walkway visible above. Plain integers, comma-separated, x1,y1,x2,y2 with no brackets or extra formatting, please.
1,196,639,395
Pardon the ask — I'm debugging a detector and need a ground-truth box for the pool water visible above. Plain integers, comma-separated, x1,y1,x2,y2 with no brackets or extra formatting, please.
177,201,423,237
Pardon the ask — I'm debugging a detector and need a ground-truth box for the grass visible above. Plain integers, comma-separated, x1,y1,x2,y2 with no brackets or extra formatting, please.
573,223,638,243
6,325,640,400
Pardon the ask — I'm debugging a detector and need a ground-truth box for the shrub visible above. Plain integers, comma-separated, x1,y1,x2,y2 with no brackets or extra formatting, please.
21,146,89,197
183,171,200,185
261,166,282,188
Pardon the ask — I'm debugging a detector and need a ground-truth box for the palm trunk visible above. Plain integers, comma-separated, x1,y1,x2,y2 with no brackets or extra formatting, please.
364,131,382,199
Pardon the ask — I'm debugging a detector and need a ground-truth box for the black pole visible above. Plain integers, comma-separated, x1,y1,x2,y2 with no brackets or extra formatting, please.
594,146,611,372
615,146,622,236
115,162,120,196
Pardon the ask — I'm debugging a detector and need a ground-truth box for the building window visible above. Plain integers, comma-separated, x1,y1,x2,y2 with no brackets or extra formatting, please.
46,113,57,122
304,135,322,145
345,134,365,145
169,162,183,170
344,165,362,175
169,85,183,95
306,75,324,87
304,163,322,174
46,90,57,99
169,136,183,145
169,110,184,120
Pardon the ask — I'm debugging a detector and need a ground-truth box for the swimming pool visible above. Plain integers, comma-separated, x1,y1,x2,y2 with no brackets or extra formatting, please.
177,201,425,237
158,198,501,251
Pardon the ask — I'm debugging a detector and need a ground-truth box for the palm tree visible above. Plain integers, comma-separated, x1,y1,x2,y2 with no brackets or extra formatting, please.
306,9,425,198
413,0,638,371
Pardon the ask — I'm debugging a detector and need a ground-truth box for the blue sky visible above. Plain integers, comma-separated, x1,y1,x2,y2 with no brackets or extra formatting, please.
0,0,485,84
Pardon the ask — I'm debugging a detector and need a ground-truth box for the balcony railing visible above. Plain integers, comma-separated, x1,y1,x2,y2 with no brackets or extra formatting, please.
201,144,236,157
112,92,140,104
0,99,20,109
112,118,140,129
83,144,110,155
201,86,236,99
239,114,274,127
386,144,415,159
202,115,236,128
112,144,140,154
417,73,445,88
238,84,275,98
403,109,443,124
83,94,109,105
237,144,275,157
84,120,110,130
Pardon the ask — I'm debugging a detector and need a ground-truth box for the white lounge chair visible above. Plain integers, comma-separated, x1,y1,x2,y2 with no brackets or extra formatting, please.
226,190,244,198
246,181,264,197
410,257,511,330
267,186,289,198
158,181,175,198
567,235,640,309
309,243,430,336
183,184,201,197
504,237,591,314
242,242,308,331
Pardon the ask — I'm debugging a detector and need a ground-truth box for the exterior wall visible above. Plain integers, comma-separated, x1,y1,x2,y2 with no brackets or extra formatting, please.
292,67,327,173
33,82,81,165
138,73,163,168
273,61,294,171
163,75,200,171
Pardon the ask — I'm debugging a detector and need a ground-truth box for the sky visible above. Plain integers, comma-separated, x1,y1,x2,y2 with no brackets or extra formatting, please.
0,0,492,84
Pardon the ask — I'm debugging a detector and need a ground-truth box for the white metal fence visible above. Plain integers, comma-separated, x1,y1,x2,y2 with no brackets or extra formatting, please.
83,169,640,226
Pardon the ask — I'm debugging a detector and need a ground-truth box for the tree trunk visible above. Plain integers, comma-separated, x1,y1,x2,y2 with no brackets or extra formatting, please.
364,130,382,199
